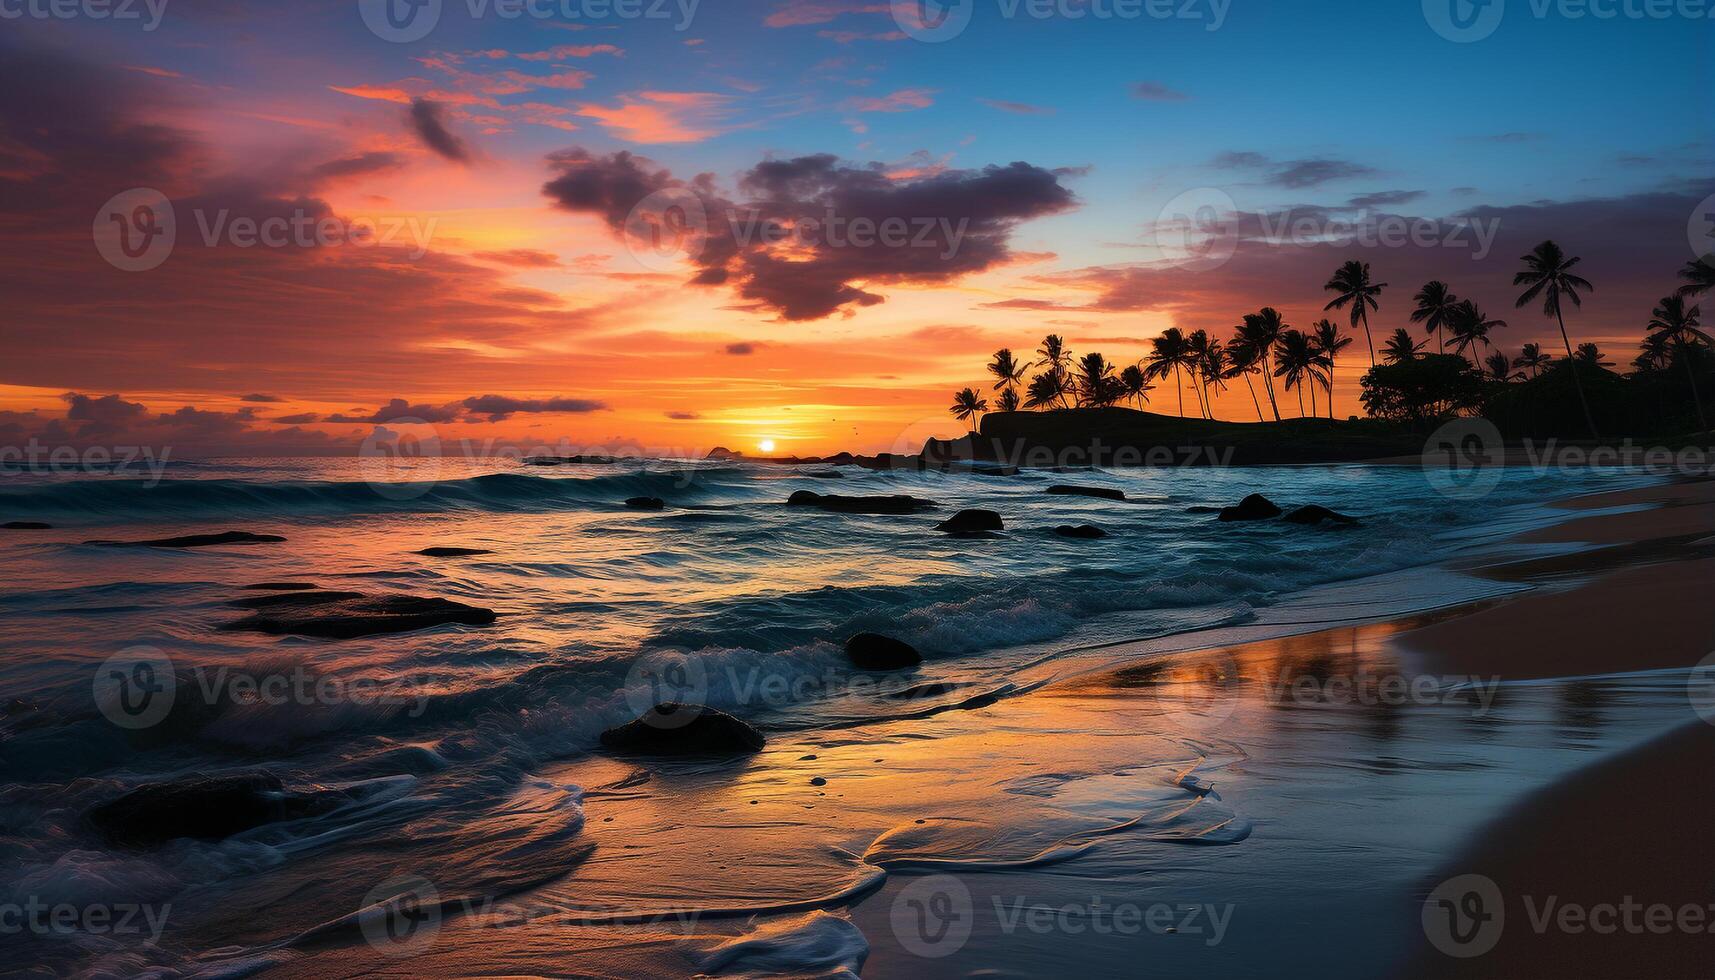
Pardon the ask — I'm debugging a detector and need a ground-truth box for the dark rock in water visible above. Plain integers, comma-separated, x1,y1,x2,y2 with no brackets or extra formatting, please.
415,547,492,557
943,530,1004,540
87,530,286,548
523,455,617,466
1054,524,1108,539
87,773,347,848
970,465,1019,477
845,632,922,670
935,509,1003,533
809,776,827,786
806,470,844,479
241,582,318,591
785,491,933,514
706,446,744,461
625,496,666,510
2,521,51,530
222,591,497,638
1183,505,1222,514
892,681,963,701
599,703,764,756
1217,494,1283,522
1282,505,1359,526
1045,484,1125,501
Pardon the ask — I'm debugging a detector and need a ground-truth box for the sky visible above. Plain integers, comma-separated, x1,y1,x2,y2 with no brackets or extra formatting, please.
1,0,1711,457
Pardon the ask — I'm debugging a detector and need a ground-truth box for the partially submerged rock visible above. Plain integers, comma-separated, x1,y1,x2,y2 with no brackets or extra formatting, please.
935,509,1004,534
805,470,844,479
222,590,497,639
1217,494,1282,522
845,632,922,670
415,546,492,557
523,455,618,466
87,773,347,848
1283,505,1359,526
1046,484,1125,501
87,530,286,548
625,496,666,510
969,465,1019,477
1,521,51,530
1054,524,1108,539
241,582,318,591
599,704,765,756
785,491,934,514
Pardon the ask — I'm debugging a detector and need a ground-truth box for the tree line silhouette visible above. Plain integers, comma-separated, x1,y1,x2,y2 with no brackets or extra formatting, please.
950,243,1714,440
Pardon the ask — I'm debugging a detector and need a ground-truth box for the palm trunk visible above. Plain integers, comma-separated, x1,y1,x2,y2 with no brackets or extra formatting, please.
1242,373,1264,421
1683,354,1709,432
1308,380,1318,417
1296,385,1305,417
1555,305,1600,440
1173,363,1184,417
1360,310,1376,366
1261,354,1282,421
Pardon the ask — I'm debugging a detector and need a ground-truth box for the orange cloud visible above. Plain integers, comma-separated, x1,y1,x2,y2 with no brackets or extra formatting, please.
575,92,731,143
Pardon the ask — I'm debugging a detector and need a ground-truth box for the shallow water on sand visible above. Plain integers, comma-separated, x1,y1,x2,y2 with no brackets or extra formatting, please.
0,458,1678,975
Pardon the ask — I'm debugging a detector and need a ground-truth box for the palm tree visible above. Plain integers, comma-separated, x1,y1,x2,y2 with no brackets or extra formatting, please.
1273,329,1326,417
1324,260,1387,365
996,386,1021,413
1023,370,1064,410
1681,257,1715,298
1381,327,1424,364
1239,308,1289,421
1409,281,1460,354
1073,352,1116,407
1310,318,1350,419
1184,330,1214,418
1634,332,1671,374
1573,343,1613,368
1513,342,1552,378
987,348,1025,408
1222,335,1267,421
1515,240,1598,438
1144,327,1195,417
949,388,988,433
1033,334,1074,409
1483,350,1518,383
1646,293,1710,430
1200,340,1229,417
1448,300,1506,364
1118,364,1152,409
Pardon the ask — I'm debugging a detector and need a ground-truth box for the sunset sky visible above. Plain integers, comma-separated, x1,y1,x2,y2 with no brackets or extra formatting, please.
2,0,1709,457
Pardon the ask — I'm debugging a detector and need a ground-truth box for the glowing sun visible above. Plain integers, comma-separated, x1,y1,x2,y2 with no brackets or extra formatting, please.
758,439,776,453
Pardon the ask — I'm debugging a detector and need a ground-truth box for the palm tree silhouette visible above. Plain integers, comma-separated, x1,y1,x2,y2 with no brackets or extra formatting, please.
1324,260,1387,365
1513,342,1552,378
1222,335,1267,421
987,349,1026,409
1144,327,1194,417
1119,364,1152,409
1515,240,1598,438
1410,280,1460,354
1199,339,1229,418
996,386,1021,413
1184,329,1215,418
1024,370,1063,410
1483,350,1518,382
949,387,988,433
1681,257,1715,298
1634,332,1672,374
1311,318,1350,419
1382,327,1425,364
1240,308,1288,421
1646,293,1710,431
1033,335,1074,409
1448,300,1505,365
1273,329,1326,417
1073,352,1117,407
1573,342,1613,368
